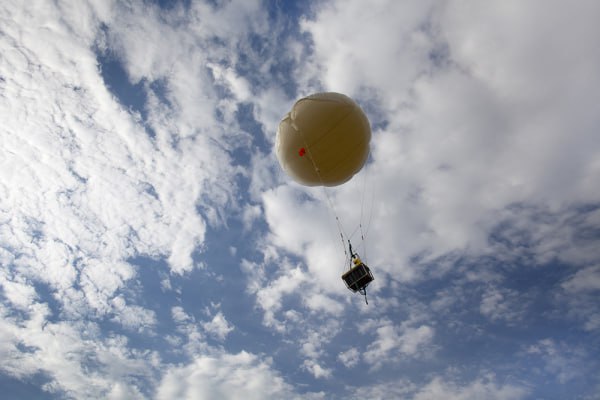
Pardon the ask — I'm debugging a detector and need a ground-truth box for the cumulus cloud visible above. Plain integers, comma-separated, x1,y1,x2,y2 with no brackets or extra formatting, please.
412,375,528,400
338,347,360,368
560,263,600,332
300,1,435,98
202,311,234,342
347,380,417,400
363,319,435,368
524,339,589,385
0,301,156,399
298,320,340,379
302,359,332,379
347,375,527,400
0,275,37,310
156,351,298,400
479,286,524,324
562,265,600,293
110,296,156,332
243,257,306,331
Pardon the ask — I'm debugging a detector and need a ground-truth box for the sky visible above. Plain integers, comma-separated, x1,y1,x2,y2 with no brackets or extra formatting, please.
1,0,599,399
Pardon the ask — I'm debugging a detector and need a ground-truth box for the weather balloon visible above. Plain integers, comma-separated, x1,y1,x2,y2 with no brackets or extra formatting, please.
275,92,371,187
275,92,375,304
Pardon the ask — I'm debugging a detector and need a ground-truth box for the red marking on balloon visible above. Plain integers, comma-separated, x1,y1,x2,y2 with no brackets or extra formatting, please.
298,147,306,157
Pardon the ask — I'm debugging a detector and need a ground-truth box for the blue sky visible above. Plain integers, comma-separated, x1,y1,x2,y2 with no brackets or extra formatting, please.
1,0,600,399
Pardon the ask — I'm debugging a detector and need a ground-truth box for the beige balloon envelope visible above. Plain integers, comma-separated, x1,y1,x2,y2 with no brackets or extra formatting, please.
276,92,371,187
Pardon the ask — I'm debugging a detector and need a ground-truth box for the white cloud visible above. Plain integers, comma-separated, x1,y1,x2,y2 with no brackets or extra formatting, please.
304,292,344,315
172,306,192,324
208,63,252,102
413,375,528,400
0,302,155,399
202,311,234,342
261,185,358,296
398,325,435,355
110,296,156,332
562,265,600,293
0,1,276,395
0,275,37,310
106,383,146,400
0,0,222,285
79,260,135,312
479,286,524,324
169,306,210,357
242,204,262,231
262,186,332,255
525,339,588,385
241,245,349,369
583,314,600,332
300,321,340,360
302,359,332,379
300,1,435,99
156,351,298,400
347,375,527,400
363,319,435,368
338,347,360,368
347,379,417,400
